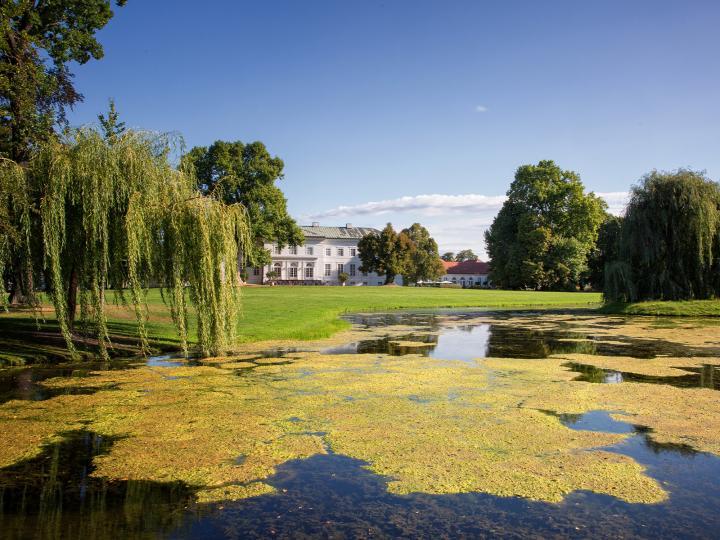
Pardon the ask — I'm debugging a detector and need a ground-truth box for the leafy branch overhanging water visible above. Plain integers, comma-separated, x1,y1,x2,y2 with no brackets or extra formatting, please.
0,128,251,358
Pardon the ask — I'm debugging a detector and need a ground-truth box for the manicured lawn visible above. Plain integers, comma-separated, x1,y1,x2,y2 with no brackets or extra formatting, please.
0,287,601,363
600,299,720,317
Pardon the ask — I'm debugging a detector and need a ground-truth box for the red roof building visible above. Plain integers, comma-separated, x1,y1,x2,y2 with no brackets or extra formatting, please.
440,260,490,287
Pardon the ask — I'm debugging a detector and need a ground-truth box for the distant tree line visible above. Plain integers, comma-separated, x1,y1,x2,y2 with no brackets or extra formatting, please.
358,223,444,285
441,250,479,262
485,161,720,302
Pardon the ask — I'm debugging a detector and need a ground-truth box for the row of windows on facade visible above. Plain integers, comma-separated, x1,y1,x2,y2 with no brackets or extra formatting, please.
447,276,486,285
273,245,357,257
270,262,365,278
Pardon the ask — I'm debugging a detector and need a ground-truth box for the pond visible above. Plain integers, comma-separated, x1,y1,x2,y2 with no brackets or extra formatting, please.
1,310,720,538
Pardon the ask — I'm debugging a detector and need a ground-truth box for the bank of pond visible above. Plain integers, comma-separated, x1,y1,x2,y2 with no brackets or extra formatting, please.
1,309,720,538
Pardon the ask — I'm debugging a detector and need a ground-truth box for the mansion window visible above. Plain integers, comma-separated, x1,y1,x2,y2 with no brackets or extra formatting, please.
337,263,344,274
253,267,260,276
289,245,297,255
325,248,331,256
337,248,344,256
274,245,281,255
350,248,356,257
349,264,356,276
306,246,314,255
324,264,331,276
305,264,314,278
289,264,298,278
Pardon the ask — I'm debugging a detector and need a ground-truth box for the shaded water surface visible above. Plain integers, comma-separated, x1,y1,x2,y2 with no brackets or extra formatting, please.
2,310,720,538
322,311,720,364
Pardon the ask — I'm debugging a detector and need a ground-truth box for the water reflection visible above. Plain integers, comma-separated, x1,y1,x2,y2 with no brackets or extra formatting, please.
326,311,720,362
2,310,720,538
0,430,201,540
567,362,720,390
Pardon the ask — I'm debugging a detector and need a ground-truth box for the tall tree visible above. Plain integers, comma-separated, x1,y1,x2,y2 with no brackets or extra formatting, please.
0,128,251,358
182,140,303,266
441,252,455,262
358,223,412,285
1,0,126,303
605,169,720,302
1,0,126,162
587,214,622,291
455,249,478,262
485,160,606,290
401,223,444,284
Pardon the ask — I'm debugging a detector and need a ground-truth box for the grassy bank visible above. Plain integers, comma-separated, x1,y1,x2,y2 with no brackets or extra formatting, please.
0,287,601,363
599,299,720,317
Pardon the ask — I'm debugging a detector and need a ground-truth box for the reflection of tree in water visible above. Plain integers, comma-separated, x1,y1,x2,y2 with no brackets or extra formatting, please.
565,362,611,383
485,326,599,358
565,362,720,391
0,431,198,539
354,334,440,356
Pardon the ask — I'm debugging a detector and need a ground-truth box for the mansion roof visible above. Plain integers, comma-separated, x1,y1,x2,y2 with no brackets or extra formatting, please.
442,260,490,275
300,224,379,240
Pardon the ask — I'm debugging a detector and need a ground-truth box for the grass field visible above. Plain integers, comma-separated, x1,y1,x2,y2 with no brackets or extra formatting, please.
600,299,720,317
0,287,601,363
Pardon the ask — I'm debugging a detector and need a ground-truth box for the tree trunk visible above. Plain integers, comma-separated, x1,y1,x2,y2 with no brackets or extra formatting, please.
67,267,79,330
8,259,33,305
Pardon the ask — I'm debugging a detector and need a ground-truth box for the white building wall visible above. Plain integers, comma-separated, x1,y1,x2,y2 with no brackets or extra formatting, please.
247,237,399,286
441,273,489,287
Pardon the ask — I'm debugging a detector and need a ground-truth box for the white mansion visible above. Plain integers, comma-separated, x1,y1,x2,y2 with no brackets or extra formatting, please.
245,223,401,286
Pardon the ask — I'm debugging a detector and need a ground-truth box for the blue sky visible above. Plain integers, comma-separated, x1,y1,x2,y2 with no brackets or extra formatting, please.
67,0,720,256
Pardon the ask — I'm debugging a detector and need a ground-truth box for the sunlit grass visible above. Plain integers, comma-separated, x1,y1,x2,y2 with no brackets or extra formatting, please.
0,287,601,362
600,299,720,317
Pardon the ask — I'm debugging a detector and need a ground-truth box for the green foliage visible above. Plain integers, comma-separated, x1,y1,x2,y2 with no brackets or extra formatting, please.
587,214,622,290
604,169,720,302
265,270,279,284
441,252,455,262
0,287,603,362
0,0,126,162
181,140,303,266
485,160,607,290
454,249,478,262
1,128,251,358
338,272,349,285
97,98,126,142
401,223,444,284
0,156,33,308
358,223,411,284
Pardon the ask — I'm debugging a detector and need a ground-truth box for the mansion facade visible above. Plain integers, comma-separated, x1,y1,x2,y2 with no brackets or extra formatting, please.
245,223,400,286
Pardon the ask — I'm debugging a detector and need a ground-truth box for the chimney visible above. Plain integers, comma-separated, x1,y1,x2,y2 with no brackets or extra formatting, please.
311,222,320,227
345,223,353,229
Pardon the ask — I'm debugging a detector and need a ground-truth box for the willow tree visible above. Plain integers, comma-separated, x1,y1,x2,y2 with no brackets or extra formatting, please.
605,169,720,302
1,128,251,358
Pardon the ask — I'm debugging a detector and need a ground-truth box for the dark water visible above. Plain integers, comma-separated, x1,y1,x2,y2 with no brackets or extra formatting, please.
0,362,129,405
2,310,720,538
567,361,720,390
322,311,719,362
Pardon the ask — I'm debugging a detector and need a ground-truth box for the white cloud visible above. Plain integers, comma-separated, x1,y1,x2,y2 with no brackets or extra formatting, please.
595,191,629,216
305,194,507,220
302,191,629,259
475,105,488,112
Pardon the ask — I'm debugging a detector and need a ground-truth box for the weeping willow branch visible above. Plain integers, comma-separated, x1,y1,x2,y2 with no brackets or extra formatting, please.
604,169,720,302
3,128,251,358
